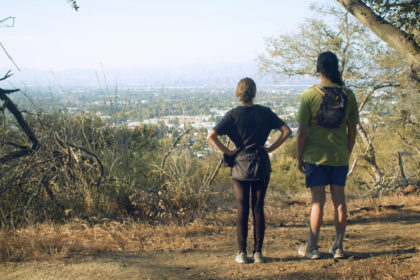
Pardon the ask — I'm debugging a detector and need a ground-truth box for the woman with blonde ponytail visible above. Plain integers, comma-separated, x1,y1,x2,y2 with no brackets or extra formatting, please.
207,77,291,264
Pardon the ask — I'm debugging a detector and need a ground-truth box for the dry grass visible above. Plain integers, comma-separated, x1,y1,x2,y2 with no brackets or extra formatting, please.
264,190,420,226
0,192,419,266
0,219,224,263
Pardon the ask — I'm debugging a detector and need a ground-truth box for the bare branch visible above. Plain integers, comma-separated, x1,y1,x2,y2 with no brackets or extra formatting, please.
349,204,404,215
204,139,231,187
358,83,399,113
66,142,105,187
0,17,15,28
397,151,408,186
357,124,383,186
0,42,21,71
0,89,19,94
393,128,420,154
0,70,12,81
23,169,51,215
0,141,30,150
161,126,192,170
207,158,223,187
43,177,65,211
348,134,373,176
0,89,38,150
0,148,33,163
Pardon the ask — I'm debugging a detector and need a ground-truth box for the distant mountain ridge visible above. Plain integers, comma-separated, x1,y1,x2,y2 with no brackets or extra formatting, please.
0,63,316,87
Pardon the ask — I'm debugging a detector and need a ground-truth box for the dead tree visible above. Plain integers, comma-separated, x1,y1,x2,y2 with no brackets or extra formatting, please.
1,71,104,224
0,71,38,162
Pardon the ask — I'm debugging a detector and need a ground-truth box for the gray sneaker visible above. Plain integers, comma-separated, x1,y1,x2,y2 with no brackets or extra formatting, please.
253,252,264,263
298,244,320,259
235,252,248,264
329,246,345,259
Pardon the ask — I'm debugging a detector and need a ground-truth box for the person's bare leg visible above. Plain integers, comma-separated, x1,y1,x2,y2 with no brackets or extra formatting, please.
330,184,346,250
308,185,326,250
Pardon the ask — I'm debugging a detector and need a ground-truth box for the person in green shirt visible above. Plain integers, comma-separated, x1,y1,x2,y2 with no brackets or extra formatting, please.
296,51,359,260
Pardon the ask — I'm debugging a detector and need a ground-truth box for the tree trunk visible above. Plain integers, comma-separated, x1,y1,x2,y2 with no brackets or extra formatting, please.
336,0,420,83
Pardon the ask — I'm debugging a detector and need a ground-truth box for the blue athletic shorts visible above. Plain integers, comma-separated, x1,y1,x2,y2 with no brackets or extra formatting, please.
304,163,349,188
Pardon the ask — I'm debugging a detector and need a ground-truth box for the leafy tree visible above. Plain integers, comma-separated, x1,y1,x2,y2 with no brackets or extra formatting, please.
258,3,410,190
336,0,420,83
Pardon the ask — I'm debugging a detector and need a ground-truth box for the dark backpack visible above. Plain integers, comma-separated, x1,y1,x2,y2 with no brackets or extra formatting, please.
314,86,348,129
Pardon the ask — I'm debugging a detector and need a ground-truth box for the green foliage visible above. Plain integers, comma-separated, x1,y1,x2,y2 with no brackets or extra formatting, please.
364,0,419,39
258,3,405,89
257,1,420,191
270,157,306,193
268,138,305,193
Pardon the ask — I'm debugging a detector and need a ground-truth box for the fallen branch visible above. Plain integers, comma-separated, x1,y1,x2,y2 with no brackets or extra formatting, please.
349,204,404,215
0,148,33,163
0,141,30,150
286,200,307,206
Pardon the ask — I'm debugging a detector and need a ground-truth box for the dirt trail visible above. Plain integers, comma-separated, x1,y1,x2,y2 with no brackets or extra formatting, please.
1,210,419,280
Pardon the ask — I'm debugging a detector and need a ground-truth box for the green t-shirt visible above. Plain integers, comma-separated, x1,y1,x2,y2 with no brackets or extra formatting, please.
296,82,359,166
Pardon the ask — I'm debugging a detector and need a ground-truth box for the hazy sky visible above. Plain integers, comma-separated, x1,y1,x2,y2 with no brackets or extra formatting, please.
1,0,329,71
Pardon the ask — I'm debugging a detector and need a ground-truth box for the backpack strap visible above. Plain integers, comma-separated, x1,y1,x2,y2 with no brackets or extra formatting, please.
313,85,325,96
315,85,347,101
314,85,345,106
311,85,325,125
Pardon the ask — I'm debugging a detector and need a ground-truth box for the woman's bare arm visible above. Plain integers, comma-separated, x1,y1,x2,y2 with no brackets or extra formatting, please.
265,124,292,153
206,129,236,156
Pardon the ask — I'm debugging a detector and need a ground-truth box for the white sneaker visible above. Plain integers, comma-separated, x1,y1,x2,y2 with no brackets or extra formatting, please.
329,246,345,259
298,244,320,259
253,252,264,263
235,252,248,264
